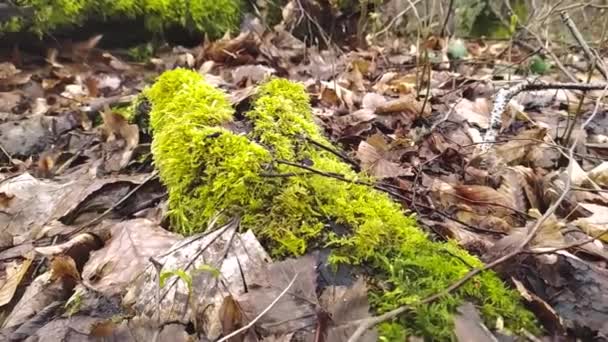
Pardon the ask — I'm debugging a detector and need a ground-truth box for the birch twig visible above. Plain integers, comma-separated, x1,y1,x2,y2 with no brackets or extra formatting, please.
481,81,608,151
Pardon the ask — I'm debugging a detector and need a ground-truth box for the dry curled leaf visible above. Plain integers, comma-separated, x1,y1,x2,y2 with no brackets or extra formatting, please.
90,320,117,338
375,95,431,117
357,134,412,179
50,255,80,282
0,192,15,208
219,295,244,342
453,97,490,128
320,81,356,111
318,278,377,342
100,108,140,171
0,251,34,306
573,203,608,243
494,128,548,165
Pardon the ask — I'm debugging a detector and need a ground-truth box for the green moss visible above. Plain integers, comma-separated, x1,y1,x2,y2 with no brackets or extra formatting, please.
6,0,242,38
145,69,233,133
145,69,540,340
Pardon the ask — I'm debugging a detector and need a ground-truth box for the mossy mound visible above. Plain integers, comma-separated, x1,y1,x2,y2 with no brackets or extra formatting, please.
3,0,242,38
143,68,539,339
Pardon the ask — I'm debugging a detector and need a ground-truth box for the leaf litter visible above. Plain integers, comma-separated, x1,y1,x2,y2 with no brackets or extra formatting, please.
0,11,607,342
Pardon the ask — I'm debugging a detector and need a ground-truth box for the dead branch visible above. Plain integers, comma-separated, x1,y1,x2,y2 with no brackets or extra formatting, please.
439,0,454,37
481,81,608,151
304,136,359,169
560,10,608,80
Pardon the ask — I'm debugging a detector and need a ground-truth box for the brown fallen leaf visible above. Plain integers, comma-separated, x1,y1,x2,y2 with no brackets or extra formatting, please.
453,97,491,128
112,317,191,341
573,203,608,243
497,169,529,213
125,225,270,340
455,210,512,233
388,72,418,95
0,91,22,112
232,65,275,85
511,278,564,335
0,192,15,208
261,333,295,342
2,271,67,329
0,62,18,79
348,63,365,92
67,34,104,62
372,72,397,94
237,255,318,337
100,108,140,171
0,71,31,88
527,209,566,250
0,251,34,306
452,184,514,214
320,81,356,111
332,109,377,138
494,128,548,165
219,295,244,342
84,76,99,97
361,92,386,111
588,161,608,188
357,134,412,179
202,31,258,65
90,319,117,338
50,255,80,282
82,219,180,296
375,95,431,117
318,278,377,342
100,108,131,140
36,150,60,178
35,233,102,266
510,166,543,211
488,210,565,259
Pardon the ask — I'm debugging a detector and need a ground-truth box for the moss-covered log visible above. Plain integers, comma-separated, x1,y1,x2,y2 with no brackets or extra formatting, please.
2,0,243,39
142,68,539,339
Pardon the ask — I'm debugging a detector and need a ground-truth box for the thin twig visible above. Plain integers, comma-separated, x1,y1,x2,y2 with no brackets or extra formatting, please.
217,274,298,342
562,60,598,143
0,142,13,165
440,0,454,37
304,137,359,169
369,0,422,40
560,10,608,80
62,171,159,238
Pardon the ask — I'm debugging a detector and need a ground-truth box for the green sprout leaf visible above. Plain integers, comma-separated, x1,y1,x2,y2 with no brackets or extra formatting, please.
529,55,551,75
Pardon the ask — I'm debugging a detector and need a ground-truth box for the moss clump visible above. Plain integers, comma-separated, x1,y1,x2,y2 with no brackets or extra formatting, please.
145,68,539,339
5,0,242,38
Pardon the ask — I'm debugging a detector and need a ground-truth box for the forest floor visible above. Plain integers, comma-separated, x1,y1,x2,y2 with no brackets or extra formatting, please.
0,11,608,342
